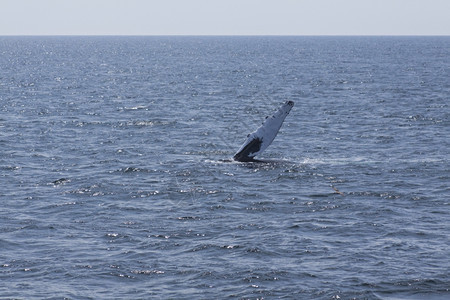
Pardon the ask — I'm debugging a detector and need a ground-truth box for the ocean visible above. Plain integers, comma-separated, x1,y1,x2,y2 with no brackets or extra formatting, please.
0,36,449,299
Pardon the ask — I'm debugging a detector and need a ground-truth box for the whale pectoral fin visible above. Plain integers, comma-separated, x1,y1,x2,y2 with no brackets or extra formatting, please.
233,101,294,162
233,137,263,162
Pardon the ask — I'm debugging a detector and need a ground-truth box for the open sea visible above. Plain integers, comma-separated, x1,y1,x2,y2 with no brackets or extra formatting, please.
0,36,449,299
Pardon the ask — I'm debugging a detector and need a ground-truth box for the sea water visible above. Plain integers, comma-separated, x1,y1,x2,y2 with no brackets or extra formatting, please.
1,36,449,299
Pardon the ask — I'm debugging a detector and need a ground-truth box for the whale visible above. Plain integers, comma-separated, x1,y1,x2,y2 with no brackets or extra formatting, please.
233,100,294,162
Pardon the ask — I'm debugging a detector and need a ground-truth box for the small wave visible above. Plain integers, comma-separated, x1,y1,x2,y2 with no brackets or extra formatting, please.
131,269,165,275
301,157,447,165
50,178,70,186
116,167,151,173
1,165,21,171
121,105,148,110
65,184,106,196
176,216,202,221
116,120,175,127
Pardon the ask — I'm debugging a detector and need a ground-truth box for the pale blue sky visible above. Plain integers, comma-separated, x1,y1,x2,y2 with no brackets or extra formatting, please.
1,0,449,35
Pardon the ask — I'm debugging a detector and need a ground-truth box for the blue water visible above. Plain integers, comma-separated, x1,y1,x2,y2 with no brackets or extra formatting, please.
1,36,449,299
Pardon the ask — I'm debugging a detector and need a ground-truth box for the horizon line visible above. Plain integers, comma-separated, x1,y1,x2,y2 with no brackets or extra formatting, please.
1,34,449,37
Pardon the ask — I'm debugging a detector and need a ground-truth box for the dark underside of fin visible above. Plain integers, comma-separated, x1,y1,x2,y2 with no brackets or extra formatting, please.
233,137,262,162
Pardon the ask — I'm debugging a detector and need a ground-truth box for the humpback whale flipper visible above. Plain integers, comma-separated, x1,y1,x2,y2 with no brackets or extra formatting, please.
233,101,294,162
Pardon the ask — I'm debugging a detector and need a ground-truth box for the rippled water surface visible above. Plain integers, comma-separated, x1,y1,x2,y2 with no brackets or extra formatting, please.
1,36,449,299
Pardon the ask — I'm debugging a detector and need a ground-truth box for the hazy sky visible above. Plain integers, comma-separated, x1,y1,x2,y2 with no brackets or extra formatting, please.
1,0,449,35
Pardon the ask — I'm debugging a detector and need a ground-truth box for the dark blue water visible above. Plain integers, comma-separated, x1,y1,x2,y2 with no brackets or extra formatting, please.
1,36,449,299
